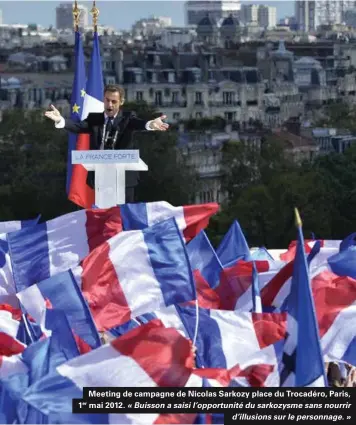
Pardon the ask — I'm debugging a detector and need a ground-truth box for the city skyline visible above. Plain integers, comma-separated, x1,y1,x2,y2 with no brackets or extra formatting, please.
0,1,294,30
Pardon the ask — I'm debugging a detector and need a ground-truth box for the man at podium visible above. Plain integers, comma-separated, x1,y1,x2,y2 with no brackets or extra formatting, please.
45,84,169,202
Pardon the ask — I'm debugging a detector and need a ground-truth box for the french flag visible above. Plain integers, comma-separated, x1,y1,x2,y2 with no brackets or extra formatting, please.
7,207,123,293
176,306,286,386
280,239,341,263
0,233,17,306
74,218,196,331
185,231,276,311
66,29,87,195
216,220,251,267
0,216,40,235
68,31,104,209
0,304,27,356
260,246,356,311
216,260,273,311
0,352,28,379
0,352,28,424
16,270,101,350
119,201,219,242
183,230,223,309
256,256,356,366
186,259,277,312
0,312,92,425
312,269,356,366
187,231,222,289
280,210,327,387
111,306,287,387
21,321,206,422
250,247,276,262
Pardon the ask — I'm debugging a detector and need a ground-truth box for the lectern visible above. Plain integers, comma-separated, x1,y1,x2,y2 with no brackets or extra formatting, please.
71,150,148,208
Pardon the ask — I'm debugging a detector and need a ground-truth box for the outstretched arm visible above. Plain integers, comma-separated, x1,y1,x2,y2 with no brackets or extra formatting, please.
146,115,169,131
44,104,90,134
128,113,169,132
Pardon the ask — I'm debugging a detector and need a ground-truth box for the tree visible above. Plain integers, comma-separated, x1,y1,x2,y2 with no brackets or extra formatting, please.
220,140,260,198
127,101,199,205
212,136,339,248
220,137,295,200
317,102,356,132
0,109,75,220
133,131,199,204
311,146,356,238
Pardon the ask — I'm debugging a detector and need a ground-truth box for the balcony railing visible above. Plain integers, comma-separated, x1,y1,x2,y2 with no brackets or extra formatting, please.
154,101,187,107
208,101,241,107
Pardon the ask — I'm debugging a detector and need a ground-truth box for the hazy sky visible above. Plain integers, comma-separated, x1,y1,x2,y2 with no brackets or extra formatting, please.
0,1,294,30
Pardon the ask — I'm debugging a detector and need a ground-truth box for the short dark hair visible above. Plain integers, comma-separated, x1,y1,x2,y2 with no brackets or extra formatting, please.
104,84,125,100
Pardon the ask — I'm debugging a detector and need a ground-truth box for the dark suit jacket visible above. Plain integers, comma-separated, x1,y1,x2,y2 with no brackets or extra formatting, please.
63,110,148,188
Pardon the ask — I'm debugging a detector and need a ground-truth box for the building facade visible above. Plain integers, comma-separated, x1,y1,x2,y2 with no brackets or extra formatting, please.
56,3,88,30
295,0,354,31
185,0,241,25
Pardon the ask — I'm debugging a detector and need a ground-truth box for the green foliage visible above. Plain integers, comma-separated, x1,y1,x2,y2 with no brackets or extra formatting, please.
210,136,356,248
317,102,356,132
0,109,75,221
122,101,162,122
183,117,226,131
133,131,199,204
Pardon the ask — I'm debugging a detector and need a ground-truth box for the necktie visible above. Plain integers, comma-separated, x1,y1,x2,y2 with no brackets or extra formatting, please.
106,118,113,136
105,119,114,148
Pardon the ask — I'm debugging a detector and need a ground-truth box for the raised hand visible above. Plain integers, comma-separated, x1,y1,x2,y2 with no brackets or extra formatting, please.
44,104,62,123
150,115,169,131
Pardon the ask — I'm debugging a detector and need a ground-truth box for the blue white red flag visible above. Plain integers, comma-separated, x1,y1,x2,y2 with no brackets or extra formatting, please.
66,30,86,195
68,31,103,208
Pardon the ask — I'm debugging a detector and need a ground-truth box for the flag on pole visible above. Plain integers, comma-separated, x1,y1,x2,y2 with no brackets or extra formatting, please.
68,31,104,208
280,209,327,387
66,31,86,195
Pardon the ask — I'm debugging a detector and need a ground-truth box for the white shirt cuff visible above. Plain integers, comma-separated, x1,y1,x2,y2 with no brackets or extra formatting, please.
55,117,65,128
145,120,154,131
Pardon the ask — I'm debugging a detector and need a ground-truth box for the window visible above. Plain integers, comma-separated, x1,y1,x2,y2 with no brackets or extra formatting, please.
168,72,175,83
195,92,202,105
172,91,179,103
135,73,142,83
224,111,236,122
164,88,170,97
105,76,115,85
154,55,161,66
195,112,202,119
193,70,201,83
223,91,235,105
155,91,162,106
136,91,143,101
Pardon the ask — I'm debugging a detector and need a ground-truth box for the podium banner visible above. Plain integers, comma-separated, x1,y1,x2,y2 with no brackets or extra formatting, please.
72,150,139,164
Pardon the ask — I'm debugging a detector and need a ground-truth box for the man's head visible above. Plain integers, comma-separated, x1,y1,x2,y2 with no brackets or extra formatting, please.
103,84,125,117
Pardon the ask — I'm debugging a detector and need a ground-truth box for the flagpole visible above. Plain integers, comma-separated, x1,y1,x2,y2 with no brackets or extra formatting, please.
90,0,99,32
72,0,82,210
73,0,80,32
294,207,302,228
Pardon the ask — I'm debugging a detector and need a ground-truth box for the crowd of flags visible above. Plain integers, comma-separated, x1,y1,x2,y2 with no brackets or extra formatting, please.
1,198,356,423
